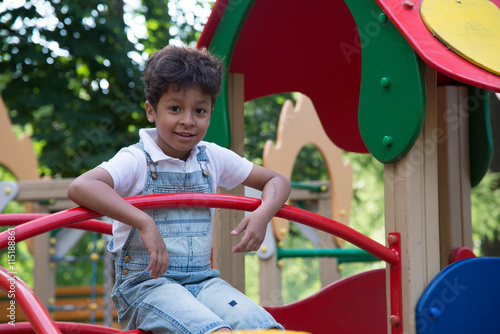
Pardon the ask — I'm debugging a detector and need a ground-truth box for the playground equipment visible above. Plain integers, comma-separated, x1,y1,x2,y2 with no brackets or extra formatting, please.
257,94,355,304
194,0,500,332
2,0,500,332
0,193,400,333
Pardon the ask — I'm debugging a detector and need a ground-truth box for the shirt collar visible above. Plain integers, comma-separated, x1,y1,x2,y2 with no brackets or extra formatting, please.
138,128,200,163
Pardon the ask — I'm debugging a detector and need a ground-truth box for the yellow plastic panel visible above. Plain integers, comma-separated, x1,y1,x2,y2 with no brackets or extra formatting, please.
421,0,500,76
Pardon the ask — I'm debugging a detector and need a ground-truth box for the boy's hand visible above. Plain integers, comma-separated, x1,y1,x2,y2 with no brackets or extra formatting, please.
231,211,269,253
138,221,169,279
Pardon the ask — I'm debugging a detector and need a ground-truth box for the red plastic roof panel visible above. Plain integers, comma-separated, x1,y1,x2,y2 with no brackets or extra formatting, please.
376,0,500,92
229,0,368,153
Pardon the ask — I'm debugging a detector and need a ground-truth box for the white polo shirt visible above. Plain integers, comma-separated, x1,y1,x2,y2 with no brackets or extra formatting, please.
99,128,253,252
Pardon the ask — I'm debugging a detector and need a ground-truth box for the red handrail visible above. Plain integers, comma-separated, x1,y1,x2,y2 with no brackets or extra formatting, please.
0,267,62,334
0,214,113,235
0,193,398,265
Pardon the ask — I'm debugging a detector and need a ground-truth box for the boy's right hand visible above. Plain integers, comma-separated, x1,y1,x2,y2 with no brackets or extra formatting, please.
138,222,169,279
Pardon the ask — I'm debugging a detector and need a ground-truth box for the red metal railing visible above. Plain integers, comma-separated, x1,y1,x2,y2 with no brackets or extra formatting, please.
0,193,401,333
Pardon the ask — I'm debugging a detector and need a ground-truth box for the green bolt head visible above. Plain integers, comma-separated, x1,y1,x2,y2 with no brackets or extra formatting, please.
380,77,391,88
378,12,388,24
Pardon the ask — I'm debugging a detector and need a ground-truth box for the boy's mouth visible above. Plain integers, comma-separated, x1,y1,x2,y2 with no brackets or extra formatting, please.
175,132,195,138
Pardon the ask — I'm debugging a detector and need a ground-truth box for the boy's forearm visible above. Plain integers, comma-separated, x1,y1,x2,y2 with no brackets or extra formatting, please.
68,178,154,231
258,175,291,219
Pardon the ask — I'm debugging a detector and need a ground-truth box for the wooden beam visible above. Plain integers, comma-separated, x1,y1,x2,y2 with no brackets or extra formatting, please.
213,73,246,293
16,179,73,202
437,86,473,267
384,64,441,334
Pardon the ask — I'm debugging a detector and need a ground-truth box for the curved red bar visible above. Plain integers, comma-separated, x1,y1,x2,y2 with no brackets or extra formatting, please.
0,193,397,265
0,321,151,333
0,214,112,235
0,267,62,334
0,322,121,334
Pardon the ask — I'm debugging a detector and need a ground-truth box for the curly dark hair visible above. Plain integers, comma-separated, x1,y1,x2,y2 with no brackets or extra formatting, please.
142,45,224,110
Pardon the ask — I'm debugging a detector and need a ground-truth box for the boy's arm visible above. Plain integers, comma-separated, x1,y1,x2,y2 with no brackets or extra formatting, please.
67,167,169,279
231,164,291,253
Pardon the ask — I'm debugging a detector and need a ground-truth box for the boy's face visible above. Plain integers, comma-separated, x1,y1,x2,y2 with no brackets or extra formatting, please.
146,87,212,161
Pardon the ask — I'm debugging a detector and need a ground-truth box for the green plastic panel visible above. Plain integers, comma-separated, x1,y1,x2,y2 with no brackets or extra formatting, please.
469,87,493,187
203,0,256,148
345,0,426,163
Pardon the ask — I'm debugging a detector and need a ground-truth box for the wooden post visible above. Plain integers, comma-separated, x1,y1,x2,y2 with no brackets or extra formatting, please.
33,204,56,311
212,73,246,293
437,86,473,267
384,64,441,334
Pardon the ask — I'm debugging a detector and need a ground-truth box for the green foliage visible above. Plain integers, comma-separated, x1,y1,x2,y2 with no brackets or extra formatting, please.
471,171,500,254
0,167,34,287
1,0,146,176
0,0,207,177
244,93,296,166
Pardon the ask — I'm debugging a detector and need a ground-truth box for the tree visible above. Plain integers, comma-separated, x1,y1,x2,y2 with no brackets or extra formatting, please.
0,0,205,177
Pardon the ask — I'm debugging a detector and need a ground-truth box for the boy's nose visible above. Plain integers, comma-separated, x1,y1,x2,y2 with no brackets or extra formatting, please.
180,111,195,126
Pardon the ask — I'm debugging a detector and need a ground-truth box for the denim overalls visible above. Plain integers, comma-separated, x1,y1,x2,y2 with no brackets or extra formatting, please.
109,143,283,334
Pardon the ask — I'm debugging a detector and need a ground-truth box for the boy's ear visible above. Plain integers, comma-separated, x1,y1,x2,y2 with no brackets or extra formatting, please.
145,101,155,123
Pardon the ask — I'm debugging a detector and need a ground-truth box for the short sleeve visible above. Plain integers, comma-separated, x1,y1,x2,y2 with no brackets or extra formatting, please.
98,146,146,197
213,144,254,190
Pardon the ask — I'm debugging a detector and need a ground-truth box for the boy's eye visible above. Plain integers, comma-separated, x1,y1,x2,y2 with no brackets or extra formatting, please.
195,108,207,115
170,106,181,112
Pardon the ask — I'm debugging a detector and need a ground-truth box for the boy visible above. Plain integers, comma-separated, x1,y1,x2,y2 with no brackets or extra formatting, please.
68,45,290,333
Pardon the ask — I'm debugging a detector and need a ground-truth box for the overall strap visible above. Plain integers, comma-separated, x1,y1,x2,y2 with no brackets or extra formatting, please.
133,142,155,164
133,142,158,181
196,146,210,177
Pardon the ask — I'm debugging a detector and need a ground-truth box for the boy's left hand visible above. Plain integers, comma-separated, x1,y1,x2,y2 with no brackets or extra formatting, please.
231,211,269,253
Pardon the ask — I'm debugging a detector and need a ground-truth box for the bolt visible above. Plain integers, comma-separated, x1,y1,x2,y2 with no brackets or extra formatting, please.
428,307,441,319
403,0,415,10
381,77,391,88
378,12,388,24
387,234,398,246
390,315,401,327
261,246,267,253
4,187,11,195
382,136,393,147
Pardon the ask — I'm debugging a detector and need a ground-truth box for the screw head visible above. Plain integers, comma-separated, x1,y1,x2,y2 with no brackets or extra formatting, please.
380,77,391,88
403,0,415,10
387,234,398,245
390,315,401,327
382,136,393,147
428,307,441,319
378,12,388,24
